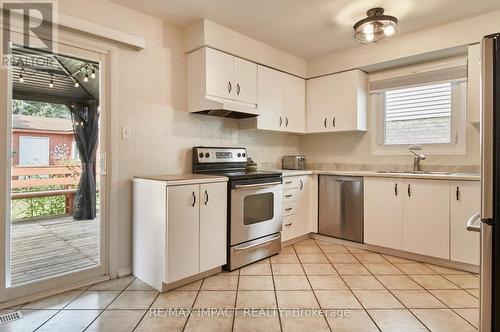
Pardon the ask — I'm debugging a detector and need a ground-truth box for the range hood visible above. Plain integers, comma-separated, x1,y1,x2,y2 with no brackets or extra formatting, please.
189,95,259,119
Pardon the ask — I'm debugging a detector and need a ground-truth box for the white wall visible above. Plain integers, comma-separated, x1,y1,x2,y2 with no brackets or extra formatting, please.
59,0,300,274
308,10,500,77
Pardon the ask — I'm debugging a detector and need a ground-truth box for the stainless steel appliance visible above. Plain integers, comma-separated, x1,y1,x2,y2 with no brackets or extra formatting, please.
318,175,363,242
192,147,282,270
282,155,306,170
476,34,500,332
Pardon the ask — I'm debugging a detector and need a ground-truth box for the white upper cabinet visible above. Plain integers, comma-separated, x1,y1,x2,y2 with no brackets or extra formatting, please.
205,48,234,100
255,65,283,131
234,57,258,104
282,73,306,133
244,65,305,133
188,47,258,115
450,181,480,265
306,75,332,133
467,43,481,124
306,69,367,133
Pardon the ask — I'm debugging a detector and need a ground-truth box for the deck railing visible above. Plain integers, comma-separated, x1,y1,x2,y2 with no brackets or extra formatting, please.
11,165,81,219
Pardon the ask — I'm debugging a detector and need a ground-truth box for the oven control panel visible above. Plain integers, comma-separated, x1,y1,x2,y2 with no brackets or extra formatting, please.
194,147,247,163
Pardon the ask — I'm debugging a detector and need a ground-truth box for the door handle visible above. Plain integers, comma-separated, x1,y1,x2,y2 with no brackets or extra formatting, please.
394,183,398,196
407,184,411,197
324,118,327,128
204,190,208,205
467,213,481,232
482,37,494,220
228,81,232,93
234,181,281,189
192,192,196,207
236,83,241,95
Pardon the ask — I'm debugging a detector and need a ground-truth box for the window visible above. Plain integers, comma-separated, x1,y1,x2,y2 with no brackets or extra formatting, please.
384,82,452,145
370,58,467,155
18,136,49,166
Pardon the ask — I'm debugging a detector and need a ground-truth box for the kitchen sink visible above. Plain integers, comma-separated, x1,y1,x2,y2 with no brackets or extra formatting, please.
376,170,452,175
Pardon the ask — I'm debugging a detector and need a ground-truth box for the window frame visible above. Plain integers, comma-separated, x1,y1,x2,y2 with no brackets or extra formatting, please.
371,79,467,156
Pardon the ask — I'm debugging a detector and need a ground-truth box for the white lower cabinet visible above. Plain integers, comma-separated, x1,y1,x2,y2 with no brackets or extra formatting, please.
167,184,200,282
133,179,227,291
364,176,480,264
450,181,480,265
403,179,450,259
364,178,404,250
281,175,316,242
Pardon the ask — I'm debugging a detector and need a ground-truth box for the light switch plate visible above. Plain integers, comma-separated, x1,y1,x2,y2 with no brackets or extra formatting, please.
121,126,132,139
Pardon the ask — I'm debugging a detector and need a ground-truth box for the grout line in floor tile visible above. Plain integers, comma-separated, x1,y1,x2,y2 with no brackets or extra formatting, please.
292,243,333,332
182,277,205,332
230,268,241,332
131,290,161,331
269,256,284,332
80,276,138,332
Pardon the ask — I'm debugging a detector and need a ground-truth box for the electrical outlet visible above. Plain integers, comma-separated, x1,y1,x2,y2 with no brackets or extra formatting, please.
121,126,132,139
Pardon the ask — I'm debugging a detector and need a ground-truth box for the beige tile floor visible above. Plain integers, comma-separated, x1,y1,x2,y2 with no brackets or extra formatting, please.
0,239,479,331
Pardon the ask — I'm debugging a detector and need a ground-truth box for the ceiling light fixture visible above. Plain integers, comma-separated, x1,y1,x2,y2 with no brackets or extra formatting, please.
353,7,397,44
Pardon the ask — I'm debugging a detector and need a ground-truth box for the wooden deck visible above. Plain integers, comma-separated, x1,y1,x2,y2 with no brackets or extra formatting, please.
11,216,98,285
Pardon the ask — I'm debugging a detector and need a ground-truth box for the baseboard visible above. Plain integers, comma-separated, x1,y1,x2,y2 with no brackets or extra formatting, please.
117,267,133,278
282,233,312,247
312,233,479,274
162,267,221,292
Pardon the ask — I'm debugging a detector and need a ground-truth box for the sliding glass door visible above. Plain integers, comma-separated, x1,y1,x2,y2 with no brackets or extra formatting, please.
0,35,108,303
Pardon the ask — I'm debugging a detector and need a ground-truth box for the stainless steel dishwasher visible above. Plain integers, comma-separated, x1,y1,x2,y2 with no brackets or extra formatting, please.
318,175,363,243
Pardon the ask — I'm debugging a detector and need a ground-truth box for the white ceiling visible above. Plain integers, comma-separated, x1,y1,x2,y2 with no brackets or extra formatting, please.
111,0,500,59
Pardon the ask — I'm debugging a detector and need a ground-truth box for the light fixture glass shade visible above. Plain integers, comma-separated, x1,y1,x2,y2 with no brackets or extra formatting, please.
353,8,397,44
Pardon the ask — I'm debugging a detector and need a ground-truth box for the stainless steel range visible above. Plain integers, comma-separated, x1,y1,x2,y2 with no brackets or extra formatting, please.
192,147,282,270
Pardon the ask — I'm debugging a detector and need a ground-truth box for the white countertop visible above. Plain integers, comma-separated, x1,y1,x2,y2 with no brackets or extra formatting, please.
273,169,480,181
134,174,228,186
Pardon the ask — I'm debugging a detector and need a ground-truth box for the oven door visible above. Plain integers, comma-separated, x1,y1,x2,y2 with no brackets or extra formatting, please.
230,179,283,246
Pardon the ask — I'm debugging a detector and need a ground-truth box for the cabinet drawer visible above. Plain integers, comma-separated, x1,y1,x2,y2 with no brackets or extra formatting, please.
283,177,299,189
283,189,298,202
283,201,297,216
282,215,298,242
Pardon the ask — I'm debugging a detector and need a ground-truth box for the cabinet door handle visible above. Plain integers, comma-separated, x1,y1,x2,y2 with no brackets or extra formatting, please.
285,180,292,184
192,192,196,207
228,81,232,93
204,190,209,205
285,194,293,198
407,184,411,197
279,116,282,127
456,186,460,201
299,179,303,190
285,222,293,227
236,83,241,95
285,207,293,211
395,183,398,196
332,117,336,127
324,118,327,128
285,117,289,127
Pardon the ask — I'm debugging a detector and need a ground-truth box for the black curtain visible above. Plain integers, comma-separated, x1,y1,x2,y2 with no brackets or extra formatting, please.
70,102,99,220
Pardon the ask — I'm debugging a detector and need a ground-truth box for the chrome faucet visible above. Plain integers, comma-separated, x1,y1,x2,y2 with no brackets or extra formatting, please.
410,150,426,172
